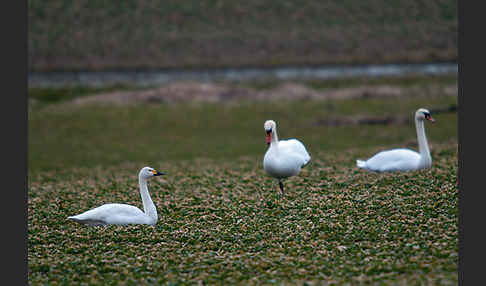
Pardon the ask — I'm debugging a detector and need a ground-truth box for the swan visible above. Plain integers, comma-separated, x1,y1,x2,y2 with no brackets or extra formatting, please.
263,120,311,195
356,108,435,172
67,166,164,226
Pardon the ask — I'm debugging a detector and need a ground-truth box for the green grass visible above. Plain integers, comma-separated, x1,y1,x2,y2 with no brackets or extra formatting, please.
28,0,457,71
28,77,457,285
28,95,457,175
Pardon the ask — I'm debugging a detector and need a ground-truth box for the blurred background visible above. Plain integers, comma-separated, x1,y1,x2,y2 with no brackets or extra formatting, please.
28,1,456,72
28,0,457,175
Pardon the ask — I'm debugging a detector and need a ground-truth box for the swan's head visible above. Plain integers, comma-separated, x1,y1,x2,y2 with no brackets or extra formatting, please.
415,108,435,123
264,120,276,145
139,166,165,179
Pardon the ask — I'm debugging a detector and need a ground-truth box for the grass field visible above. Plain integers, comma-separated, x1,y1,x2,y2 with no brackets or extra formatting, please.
28,75,458,285
28,0,457,71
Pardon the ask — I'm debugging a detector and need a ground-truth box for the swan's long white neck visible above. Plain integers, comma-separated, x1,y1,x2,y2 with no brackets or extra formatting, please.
138,174,158,223
270,128,279,147
415,118,431,167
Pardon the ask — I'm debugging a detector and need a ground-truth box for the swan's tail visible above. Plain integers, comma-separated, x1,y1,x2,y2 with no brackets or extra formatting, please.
302,156,311,168
356,160,367,169
67,216,82,222
67,216,106,226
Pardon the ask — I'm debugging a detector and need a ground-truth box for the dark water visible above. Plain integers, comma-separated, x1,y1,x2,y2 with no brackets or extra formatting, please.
28,62,457,88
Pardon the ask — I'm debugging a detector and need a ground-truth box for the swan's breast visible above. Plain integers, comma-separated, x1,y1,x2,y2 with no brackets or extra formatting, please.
264,148,302,178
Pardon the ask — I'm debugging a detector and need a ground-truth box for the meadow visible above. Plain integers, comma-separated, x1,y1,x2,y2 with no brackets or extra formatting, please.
28,0,456,71
28,75,458,285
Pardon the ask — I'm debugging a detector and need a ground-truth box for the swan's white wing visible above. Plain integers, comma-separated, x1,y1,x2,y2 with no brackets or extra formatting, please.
278,139,311,166
264,138,311,179
68,203,149,226
360,148,421,172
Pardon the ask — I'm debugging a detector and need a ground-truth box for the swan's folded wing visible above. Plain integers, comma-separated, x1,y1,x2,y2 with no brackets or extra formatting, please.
279,139,311,165
366,149,421,171
69,203,145,222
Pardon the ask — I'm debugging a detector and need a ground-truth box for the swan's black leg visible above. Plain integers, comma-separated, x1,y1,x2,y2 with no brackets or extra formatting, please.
279,180,285,196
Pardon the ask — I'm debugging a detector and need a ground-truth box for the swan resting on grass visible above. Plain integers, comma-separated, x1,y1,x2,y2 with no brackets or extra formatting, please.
67,167,164,226
356,108,435,172
263,120,311,196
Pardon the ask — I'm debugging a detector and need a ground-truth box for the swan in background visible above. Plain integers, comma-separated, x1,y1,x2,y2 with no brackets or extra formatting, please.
68,166,164,226
263,120,311,195
356,108,435,172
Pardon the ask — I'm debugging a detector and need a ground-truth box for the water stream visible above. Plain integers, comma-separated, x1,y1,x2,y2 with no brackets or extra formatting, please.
28,62,457,88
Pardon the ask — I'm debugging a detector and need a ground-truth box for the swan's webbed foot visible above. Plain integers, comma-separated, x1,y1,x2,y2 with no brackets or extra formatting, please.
279,180,285,196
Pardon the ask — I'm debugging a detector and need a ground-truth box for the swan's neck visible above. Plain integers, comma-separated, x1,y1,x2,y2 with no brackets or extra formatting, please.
138,176,158,222
270,129,279,147
415,118,431,167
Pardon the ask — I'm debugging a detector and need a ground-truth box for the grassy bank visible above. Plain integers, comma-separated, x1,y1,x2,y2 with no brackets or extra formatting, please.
28,76,458,284
28,0,457,71
28,75,457,175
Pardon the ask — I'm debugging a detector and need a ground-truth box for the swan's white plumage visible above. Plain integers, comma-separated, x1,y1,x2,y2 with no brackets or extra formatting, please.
264,139,310,179
356,148,422,172
67,166,163,226
68,203,152,226
263,120,310,194
356,108,434,172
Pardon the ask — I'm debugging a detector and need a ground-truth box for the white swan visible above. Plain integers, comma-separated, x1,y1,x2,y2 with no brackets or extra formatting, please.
263,120,311,195
67,166,164,226
356,108,435,172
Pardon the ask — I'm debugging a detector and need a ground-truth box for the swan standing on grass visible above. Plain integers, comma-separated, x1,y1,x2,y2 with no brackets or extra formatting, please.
263,120,311,196
67,167,164,226
356,108,435,172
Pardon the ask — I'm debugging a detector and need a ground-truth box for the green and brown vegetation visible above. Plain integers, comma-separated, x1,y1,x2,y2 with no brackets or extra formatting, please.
28,0,457,72
28,75,457,285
